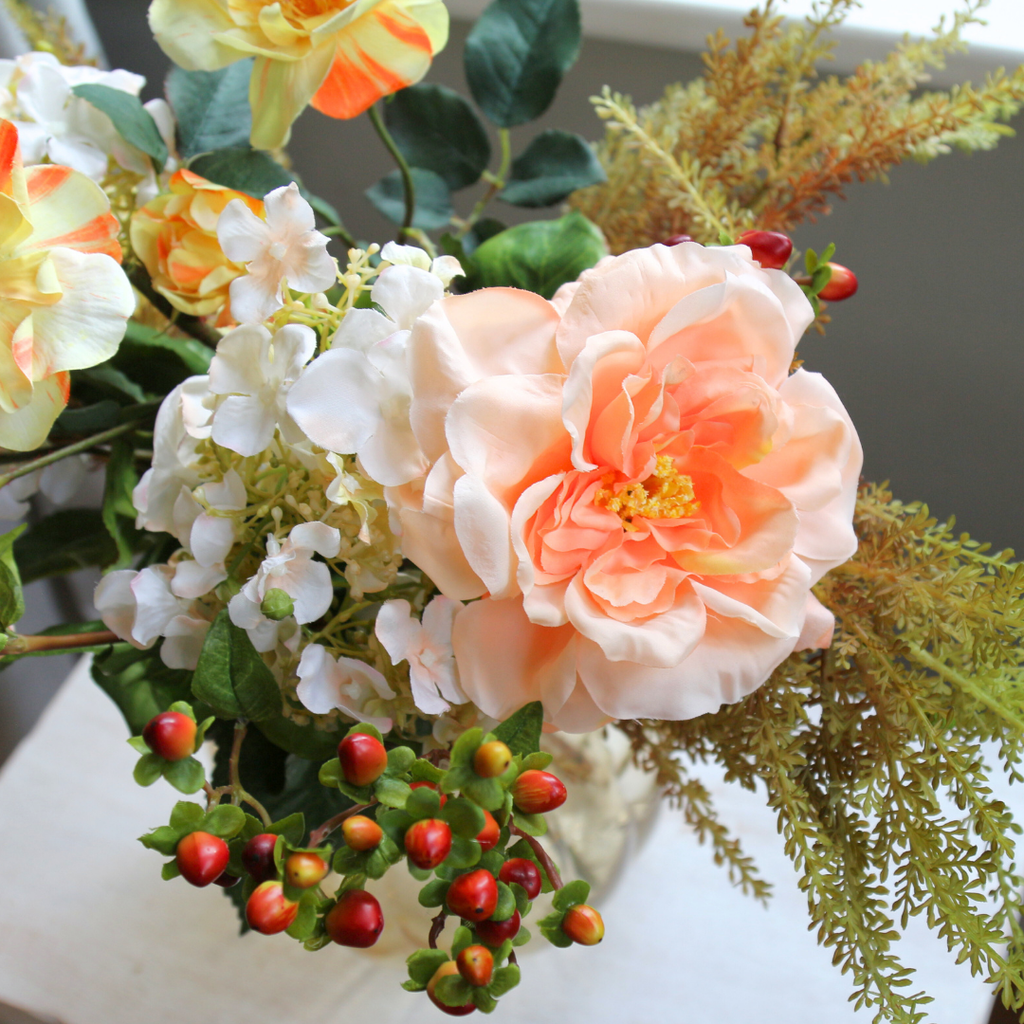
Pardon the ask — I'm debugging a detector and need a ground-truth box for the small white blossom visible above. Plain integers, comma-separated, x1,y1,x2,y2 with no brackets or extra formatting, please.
208,322,315,457
375,596,466,715
0,454,94,522
295,642,395,732
217,182,336,324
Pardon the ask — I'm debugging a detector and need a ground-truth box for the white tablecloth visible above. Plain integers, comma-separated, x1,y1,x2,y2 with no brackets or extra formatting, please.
0,659,1007,1024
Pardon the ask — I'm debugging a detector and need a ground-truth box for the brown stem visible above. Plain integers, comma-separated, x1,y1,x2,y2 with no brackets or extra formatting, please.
3,629,119,654
509,823,563,890
309,802,374,847
226,720,272,826
428,911,447,949
508,949,518,966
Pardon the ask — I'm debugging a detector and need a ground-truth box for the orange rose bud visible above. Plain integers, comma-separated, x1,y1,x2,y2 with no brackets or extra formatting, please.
473,740,512,778
342,814,383,852
427,961,476,1016
456,944,494,987
737,229,793,270
337,732,389,786
404,817,452,869
511,769,567,815
475,810,500,853
246,881,299,934
284,851,329,889
818,262,858,301
562,904,604,945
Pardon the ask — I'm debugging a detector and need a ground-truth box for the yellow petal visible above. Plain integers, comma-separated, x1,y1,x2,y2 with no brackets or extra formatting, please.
149,0,241,71
249,43,336,150
0,369,69,451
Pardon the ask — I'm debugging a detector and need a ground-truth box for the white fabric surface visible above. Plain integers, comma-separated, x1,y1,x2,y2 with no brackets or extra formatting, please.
0,658,1010,1024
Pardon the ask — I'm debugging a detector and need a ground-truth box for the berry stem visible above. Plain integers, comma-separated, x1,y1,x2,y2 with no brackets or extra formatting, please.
428,910,447,949
0,629,119,654
227,720,272,826
309,802,375,847
508,823,564,890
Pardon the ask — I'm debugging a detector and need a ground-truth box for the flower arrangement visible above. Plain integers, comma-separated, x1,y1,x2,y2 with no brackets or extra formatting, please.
1,0,1024,1020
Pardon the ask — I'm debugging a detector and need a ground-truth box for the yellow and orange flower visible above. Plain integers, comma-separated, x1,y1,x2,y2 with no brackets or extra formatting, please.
0,120,134,451
148,0,449,150
130,168,264,326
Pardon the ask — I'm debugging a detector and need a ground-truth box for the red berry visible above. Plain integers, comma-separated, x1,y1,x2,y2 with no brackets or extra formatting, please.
499,857,542,900
410,780,447,808
818,262,858,301
342,814,383,852
475,908,520,946
456,944,494,987
404,818,452,869
473,740,512,778
511,770,567,815
142,711,196,762
241,833,279,883
213,873,240,888
737,229,793,270
175,831,229,887
562,904,604,945
337,732,389,786
246,880,298,935
325,889,384,948
284,851,329,889
475,810,500,853
446,869,498,923
663,233,693,246
427,961,476,1016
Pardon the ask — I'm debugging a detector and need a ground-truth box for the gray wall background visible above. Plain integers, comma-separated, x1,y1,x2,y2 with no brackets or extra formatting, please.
3,0,1024,763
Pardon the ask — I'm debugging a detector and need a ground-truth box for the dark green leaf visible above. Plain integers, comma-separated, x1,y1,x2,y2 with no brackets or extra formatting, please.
110,320,213,396
202,804,246,838
552,878,589,911
492,880,516,921
417,878,449,908
472,212,606,299
192,610,281,720
54,400,121,435
500,130,605,207
163,756,205,794
445,834,482,870
406,947,450,986
509,881,531,915
472,988,498,1013
133,753,165,786
385,84,490,190
0,524,25,628
91,644,194,735
463,217,506,256
441,797,485,839
72,84,168,169
102,435,140,570
189,147,292,199
167,61,253,159
14,510,117,583
406,785,441,820
464,0,581,128
493,701,543,756
255,711,342,762
76,364,146,403
375,775,412,808
538,908,573,946
265,812,306,846
365,168,453,230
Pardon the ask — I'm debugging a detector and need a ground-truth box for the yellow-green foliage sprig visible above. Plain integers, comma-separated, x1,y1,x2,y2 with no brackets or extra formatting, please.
620,484,1024,1022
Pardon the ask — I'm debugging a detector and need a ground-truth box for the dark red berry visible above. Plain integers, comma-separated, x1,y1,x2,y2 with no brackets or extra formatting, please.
446,869,498,923
475,908,520,946
246,881,298,934
818,262,858,301
404,818,452,869
337,732,388,786
499,857,542,900
142,711,196,762
242,833,279,883
737,229,793,270
663,233,694,246
511,770,567,814
213,873,240,888
427,961,476,1015
325,890,384,948
475,810,500,853
176,831,229,887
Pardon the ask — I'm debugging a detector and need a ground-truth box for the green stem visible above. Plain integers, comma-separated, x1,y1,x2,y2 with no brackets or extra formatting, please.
322,223,357,248
457,128,511,239
0,413,153,490
368,104,416,244
228,720,272,826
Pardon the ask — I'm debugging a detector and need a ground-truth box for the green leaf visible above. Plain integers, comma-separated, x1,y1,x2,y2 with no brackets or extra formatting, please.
346,722,384,743
409,758,445,784
493,701,544,757
189,147,292,199
113,319,213,387
76,363,146,402
285,894,318,940
451,925,473,957
319,758,343,788
471,212,606,299
133,753,165,787
406,946,451,987
167,60,253,159
538,908,573,946
101,435,140,570
72,83,168,170
386,745,416,775
489,963,521,996
192,610,281,721
265,812,306,846
161,860,182,881
491,880,516,922
54,400,121,436
406,785,442,820
162,756,205,794
463,218,506,257
377,808,413,847
202,804,246,839
91,644,194,735
509,881,531,915
365,168,453,230
461,775,504,811
450,728,483,769
511,810,547,836
13,510,117,583
511,923,531,946
472,988,498,1013
445,834,482,870
127,735,151,755
464,0,581,128
141,825,182,856
375,775,412,808
417,878,449,908
441,797,486,839
552,878,589,911
255,711,342,762
436,973,474,1008
519,751,553,772
385,83,490,190
501,130,605,207
170,801,206,833
0,524,25,628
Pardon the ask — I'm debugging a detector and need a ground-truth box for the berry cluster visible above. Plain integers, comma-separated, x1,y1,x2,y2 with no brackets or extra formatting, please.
135,702,604,1014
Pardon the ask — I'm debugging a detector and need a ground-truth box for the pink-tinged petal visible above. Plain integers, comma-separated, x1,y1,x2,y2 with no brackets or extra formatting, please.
250,43,336,150
546,676,610,733
228,591,264,630
0,371,69,452
375,598,420,662
510,473,566,600
171,560,227,600
794,592,836,651
290,521,341,558
564,572,706,668
129,565,180,646
332,307,397,353
204,468,247,511
286,560,334,624
148,0,241,71
357,400,429,487
453,473,517,599
228,270,283,325
408,288,561,461
264,182,316,233
161,614,210,670
452,597,578,723
211,393,276,456
189,513,235,567
216,199,270,264
397,505,484,600
94,570,146,647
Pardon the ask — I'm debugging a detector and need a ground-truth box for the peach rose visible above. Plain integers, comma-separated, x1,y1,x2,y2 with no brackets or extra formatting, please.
299,243,862,730
130,169,264,326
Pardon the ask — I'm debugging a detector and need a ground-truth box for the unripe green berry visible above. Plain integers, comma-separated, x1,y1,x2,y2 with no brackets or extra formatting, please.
260,588,295,621
473,740,512,778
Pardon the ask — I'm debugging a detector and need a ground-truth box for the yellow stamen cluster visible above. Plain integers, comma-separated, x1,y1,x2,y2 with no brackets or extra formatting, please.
594,455,700,530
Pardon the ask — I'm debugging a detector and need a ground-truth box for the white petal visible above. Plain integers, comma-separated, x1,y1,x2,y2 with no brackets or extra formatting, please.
331,307,398,354
289,521,341,558
263,182,315,233
189,512,235,567
228,269,284,325
209,325,271,396
286,559,334,623
375,598,420,664
129,565,181,646
228,590,264,630
204,468,247,510
380,242,430,270
217,198,270,263
171,560,227,600
211,394,277,457
372,265,443,330
271,323,317,382
94,569,147,647
160,614,210,670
